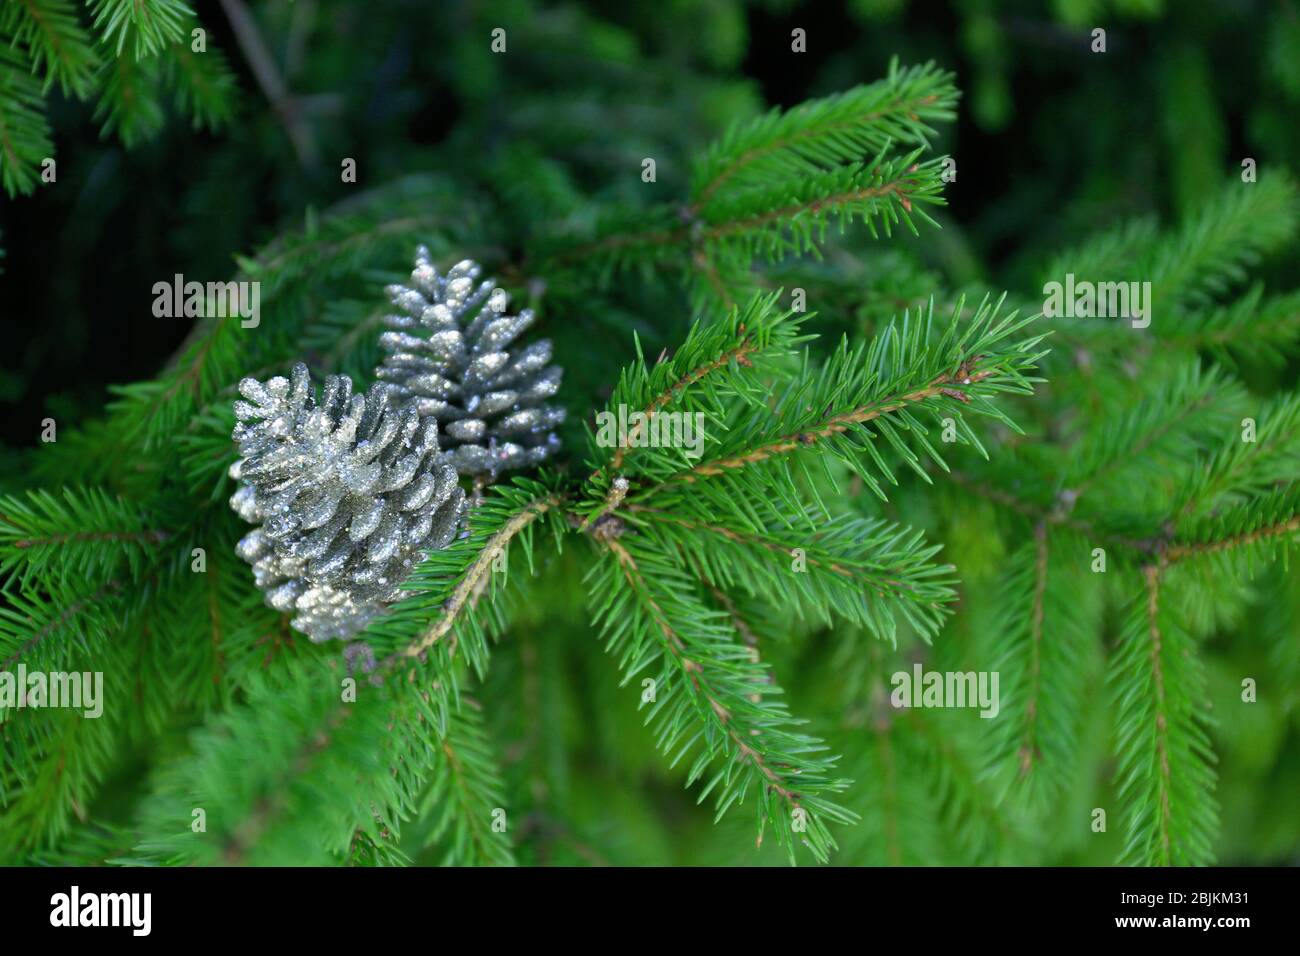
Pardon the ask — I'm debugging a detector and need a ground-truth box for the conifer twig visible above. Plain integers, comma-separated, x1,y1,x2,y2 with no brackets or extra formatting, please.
1141,563,1174,864
1164,514,1300,562
601,536,803,805
1017,523,1049,774
655,361,999,490
403,493,564,658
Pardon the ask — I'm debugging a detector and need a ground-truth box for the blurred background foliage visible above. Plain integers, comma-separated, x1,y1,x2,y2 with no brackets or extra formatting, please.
1,0,1297,864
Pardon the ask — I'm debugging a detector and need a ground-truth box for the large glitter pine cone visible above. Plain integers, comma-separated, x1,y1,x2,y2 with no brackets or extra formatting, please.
374,247,565,477
228,362,467,642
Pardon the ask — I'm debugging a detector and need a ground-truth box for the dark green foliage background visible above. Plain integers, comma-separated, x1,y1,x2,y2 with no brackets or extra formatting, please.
1,1,1297,865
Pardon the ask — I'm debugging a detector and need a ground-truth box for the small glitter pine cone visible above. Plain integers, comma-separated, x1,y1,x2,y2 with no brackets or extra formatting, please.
374,247,565,477
229,362,467,642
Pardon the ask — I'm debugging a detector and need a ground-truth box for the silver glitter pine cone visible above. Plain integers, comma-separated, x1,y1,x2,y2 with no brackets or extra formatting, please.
375,247,565,477
229,362,467,642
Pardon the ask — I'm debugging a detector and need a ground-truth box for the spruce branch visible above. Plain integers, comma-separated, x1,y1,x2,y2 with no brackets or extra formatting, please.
1110,567,1217,866
128,659,425,866
680,361,998,481
580,292,804,504
589,533,856,863
91,45,164,146
409,701,515,866
1165,486,1300,566
902,709,1022,863
400,489,564,660
1148,173,1299,310
607,339,758,474
695,150,950,259
0,487,168,591
634,296,1044,502
983,528,1102,800
533,62,957,296
0,586,181,856
1020,525,1049,774
0,580,122,674
540,151,949,281
87,0,191,60
0,46,54,196
1158,286,1300,366
1060,362,1244,511
701,580,763,656
20,823,136,866
166,27,238,131
1042,175,1298,317
1172,390,1300,523
624,492,957,645
0,698,123,859
341,696,515,867
1,0,99,96
690,58,958,208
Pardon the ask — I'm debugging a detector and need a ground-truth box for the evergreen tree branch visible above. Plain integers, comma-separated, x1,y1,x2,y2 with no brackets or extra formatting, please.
410,701,515,866
0,487,168,591
1,0,99,96
690,58,958,208
1042,176,1298,315
1061,362,1243,507
580,292,804,515
588,533,856,862
0,46,54,196
1110,567,1217,866
983,529,1103,800
87,0,191,60
1165,487,1300,564
1158,286,1300,366
624,494,956,644
401,491,564,660
695,150,949,262
91,45,164,145
637,311,1041,505
166,27,238,131
0,582,121,673
535,150,949,281
1173,390,1300,522
680,360,1000,482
